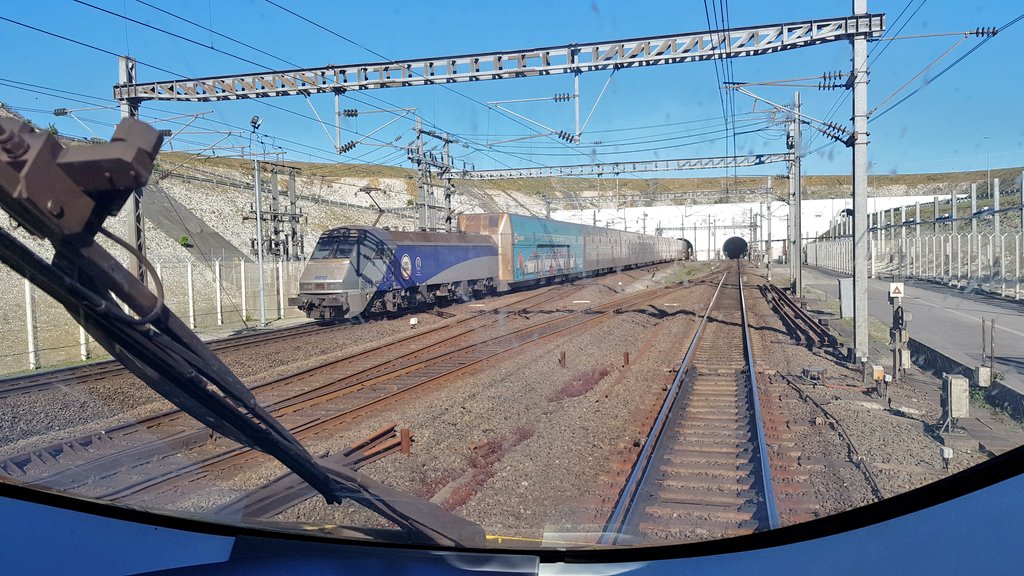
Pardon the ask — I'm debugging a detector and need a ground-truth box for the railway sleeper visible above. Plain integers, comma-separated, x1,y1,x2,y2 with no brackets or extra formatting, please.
638,519,755,539
644,502,759,522
664,449,754,465
673,431,754,443
660,462,755,478
655,488,758,507
660,475,756,492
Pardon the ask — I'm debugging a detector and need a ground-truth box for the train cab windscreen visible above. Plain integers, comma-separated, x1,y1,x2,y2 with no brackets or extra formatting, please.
2,1,1024,570
310,233,359,259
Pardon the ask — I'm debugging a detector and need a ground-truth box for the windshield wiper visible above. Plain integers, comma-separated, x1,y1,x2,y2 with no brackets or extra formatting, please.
0,117,484,548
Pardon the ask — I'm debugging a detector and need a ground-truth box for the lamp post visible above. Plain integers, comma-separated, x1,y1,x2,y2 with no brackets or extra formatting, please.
251,115,267,328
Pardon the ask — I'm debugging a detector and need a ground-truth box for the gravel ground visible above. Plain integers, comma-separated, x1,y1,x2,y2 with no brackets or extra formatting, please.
743,266,989,512
2,260,993,549
0,310,446,455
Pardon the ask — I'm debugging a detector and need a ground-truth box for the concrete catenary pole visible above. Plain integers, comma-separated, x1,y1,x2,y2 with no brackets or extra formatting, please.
793,92,803,297
271,165,281,256
852,0,871,359
288,168,301,260
253,155,267,328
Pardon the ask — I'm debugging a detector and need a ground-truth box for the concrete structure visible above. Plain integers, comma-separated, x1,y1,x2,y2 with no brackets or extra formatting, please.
552,195,943,262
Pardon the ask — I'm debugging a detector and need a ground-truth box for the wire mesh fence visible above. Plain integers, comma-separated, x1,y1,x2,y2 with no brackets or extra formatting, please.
807,232,1023,299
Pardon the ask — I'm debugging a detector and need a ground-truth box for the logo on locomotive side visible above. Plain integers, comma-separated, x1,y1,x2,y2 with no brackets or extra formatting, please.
415,256,422,273
400,254,412,280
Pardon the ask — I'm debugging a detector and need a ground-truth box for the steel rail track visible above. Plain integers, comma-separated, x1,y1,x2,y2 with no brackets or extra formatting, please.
96,282,700,506
0,284,579,485
0,265,678,400
601,260,780,543
0,280,586,400
760,283,838,348
2,275,707,512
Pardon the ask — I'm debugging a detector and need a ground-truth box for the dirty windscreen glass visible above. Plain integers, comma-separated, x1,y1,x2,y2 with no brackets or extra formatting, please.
0,0,1021,552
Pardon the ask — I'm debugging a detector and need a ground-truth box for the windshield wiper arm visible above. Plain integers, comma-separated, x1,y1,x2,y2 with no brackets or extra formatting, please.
0,117,484,548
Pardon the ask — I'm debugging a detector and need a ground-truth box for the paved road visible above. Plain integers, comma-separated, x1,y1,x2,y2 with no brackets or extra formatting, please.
802,267,1024,396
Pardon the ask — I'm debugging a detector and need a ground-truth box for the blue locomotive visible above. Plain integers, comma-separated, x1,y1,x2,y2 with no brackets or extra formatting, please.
289,213,686,320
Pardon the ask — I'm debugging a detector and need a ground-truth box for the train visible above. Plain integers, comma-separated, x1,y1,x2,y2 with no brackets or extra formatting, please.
288,212,688,320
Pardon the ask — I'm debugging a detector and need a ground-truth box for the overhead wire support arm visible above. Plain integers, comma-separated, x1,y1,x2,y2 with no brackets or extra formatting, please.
460,153,790,180
113,14,886,102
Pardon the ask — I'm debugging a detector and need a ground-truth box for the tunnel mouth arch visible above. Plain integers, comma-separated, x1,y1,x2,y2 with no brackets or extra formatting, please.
680,239,693,260
722,236,748,259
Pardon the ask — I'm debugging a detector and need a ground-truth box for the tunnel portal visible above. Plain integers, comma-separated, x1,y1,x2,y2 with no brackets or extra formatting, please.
722,236,749,259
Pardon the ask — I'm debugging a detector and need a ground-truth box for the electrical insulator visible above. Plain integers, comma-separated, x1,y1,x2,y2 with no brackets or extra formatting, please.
343,108,359,117
556,130,575,143
972,27,997,37
53,108,69,117
338,140,357,153
554,92,573,102
158,129,173,137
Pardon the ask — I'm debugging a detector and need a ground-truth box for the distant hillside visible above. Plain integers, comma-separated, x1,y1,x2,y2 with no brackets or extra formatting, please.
2,103,1021,267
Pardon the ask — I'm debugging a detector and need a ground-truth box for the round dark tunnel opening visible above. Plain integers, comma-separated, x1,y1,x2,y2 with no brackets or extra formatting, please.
722,236,748,259
680,239,693,260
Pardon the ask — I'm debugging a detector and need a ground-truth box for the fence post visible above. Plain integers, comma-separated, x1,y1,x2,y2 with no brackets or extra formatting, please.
240,259,248,322
950,233,958,284
1000,234,1007,297
79,325,89,361
987,236,994,292
1016,234,1021,300
967,232,974,285
215,259,223,325
277,259,285,320
187,260,196,329
870,236,876,279
24,278,38,370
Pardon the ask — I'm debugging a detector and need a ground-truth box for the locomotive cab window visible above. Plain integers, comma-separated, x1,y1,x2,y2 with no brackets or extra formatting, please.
311,234,358,260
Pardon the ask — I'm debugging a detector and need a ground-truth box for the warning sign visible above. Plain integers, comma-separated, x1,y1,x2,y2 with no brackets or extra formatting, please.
889,282,905,298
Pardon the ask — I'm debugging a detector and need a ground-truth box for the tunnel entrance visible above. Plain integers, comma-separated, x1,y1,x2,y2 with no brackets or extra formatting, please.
722,236,748,259
680,239,693,260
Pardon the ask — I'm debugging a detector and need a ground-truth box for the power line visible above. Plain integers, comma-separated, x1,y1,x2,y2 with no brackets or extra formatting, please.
260,0,612,173
872,12,1021,122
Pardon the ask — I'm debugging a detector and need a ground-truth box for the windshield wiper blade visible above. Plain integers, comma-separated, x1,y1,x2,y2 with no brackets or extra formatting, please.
0,117,485,548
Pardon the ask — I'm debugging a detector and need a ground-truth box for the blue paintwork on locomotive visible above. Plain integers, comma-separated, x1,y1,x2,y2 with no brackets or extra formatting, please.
507,214,584,282
378,243,498,291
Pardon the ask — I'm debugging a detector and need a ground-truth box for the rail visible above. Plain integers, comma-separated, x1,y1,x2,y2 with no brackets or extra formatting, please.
740,264,781,529
601,260,780,542
600,270,728,544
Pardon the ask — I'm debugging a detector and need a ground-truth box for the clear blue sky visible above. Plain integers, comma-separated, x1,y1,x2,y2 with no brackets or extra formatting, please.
1,0,1021,179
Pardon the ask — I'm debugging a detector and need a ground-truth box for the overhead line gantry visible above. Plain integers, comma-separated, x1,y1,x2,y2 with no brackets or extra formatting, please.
113,7,885,359
113,15,884,102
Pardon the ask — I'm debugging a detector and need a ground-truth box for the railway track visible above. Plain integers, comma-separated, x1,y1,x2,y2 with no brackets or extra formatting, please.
1,272,713,515
0,277,605,400
601,261,779,543
759,283,838,349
